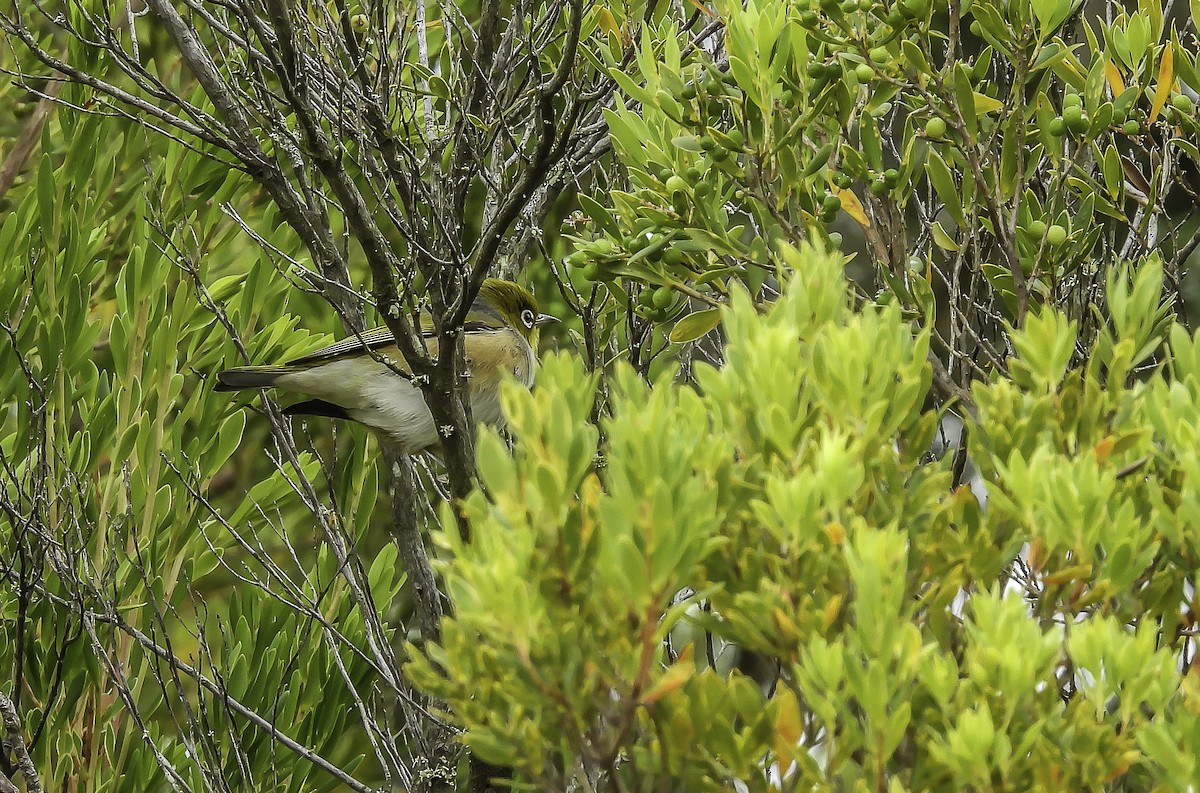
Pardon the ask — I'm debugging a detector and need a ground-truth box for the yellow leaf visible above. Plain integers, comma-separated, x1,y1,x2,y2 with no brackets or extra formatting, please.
1104,59,1126,96
596,8,621,38
772,688,802,762
972,92,1004,114
642,663,693,704
832,186,871,228
1149,45,1175,123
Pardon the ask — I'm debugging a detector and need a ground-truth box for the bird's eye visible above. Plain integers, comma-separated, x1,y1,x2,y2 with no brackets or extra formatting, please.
521,309,536,328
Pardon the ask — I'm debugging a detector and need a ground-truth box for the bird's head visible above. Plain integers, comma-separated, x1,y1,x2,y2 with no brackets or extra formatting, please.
474,278,557,343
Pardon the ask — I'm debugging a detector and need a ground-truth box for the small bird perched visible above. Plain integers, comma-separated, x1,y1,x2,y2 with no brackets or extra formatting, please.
215,279,555,453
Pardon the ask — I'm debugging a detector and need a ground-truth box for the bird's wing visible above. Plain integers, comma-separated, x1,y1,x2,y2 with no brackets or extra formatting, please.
286,320,500,367
286,326,407,366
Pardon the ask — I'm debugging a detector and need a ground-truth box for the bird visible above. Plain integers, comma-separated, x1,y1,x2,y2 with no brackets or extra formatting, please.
215,279,556,453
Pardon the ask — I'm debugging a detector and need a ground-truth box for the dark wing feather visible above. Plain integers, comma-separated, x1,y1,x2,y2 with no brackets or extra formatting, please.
286,327,400,366
283,399,352,419
286,321,501,366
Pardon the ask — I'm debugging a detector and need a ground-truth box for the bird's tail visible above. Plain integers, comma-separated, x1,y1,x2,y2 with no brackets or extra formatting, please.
214,366,293,392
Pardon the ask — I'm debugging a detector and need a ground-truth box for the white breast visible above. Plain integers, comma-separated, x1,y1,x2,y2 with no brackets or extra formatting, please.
276,331,536,453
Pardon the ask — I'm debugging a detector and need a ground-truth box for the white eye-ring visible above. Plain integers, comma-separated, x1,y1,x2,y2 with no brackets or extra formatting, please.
520,309,536,329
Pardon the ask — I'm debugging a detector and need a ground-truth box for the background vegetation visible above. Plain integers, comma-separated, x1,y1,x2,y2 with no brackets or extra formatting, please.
2,0,1200,790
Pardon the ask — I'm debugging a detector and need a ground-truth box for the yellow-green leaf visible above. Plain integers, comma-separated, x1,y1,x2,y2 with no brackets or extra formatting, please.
1148,46,1175,123
973,92,1004,114
642,663,693,704
669,308,722,343
773,688,803,761
833,187,872,228
1104,58,1127,96
931,221,960,251
596,7,622,37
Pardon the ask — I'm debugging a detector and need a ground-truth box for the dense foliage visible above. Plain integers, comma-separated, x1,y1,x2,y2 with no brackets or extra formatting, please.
417,244,1200,790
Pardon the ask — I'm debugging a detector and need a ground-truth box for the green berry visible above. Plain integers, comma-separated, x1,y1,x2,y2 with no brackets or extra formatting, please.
693,181,713,198
1046,224,1067,245
711,147,730,162
800,10,820,24
808,61,827,79
582,263,600,281
700,137,717,151
924,116,947,139
834,172,853,189
883,167,900,187
869,46,890,64
652,286,674,308
870,178,888,195
1063,105,1088,134
726,129,746,147
1172,94,1195,114
1028,219,1047,238
665,175,688,194
1063,93,1083,109
1048,117,1066,136
1122,119,1141,136
855,63,875,82
822,193,843,213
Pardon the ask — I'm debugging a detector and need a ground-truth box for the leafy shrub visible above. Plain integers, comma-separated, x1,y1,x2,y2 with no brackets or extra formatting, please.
414,243,1200,791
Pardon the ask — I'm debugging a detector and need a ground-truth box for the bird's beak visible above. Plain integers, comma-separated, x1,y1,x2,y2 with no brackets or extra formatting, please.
536,313,558,326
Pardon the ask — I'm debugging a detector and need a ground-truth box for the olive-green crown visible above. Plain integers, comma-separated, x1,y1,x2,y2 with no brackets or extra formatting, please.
471,279,544,340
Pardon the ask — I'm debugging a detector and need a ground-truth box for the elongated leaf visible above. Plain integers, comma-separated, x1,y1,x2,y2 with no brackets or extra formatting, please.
954,65,978,139
834,187,872,228
925,151,964,227
1148,45,1175,123
1104,58,1127,95
859,113,883,172
670,308,722,343
931,221,960,251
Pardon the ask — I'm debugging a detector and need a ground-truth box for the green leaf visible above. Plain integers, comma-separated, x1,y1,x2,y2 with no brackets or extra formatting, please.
925,150,964,227
860,112,883,172
954,65,978,139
